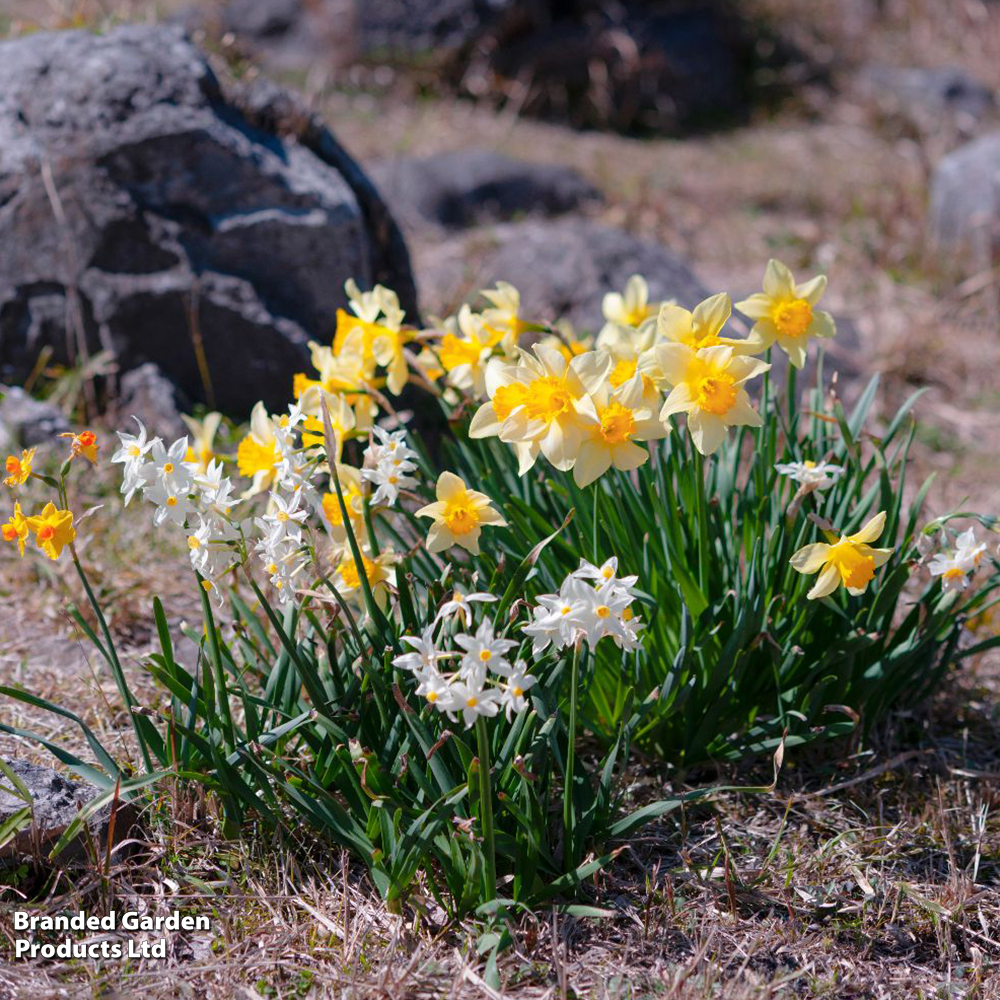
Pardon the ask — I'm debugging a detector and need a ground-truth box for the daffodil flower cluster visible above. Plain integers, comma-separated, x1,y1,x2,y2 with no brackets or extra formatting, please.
928,527,989,592
393,615,536,727
523,557,644,654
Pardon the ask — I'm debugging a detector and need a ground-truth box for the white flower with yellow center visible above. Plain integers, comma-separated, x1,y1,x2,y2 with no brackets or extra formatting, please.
112,417,154,504
441,678,500,727
790,511,894,599
500,663,537,721
436,588,497,626
656,344,770,455
480,281,530,355
658,293,764,355
416,471,506,555
573,372,666,488
437,305,503,399
775,459,845,491
955,527,988,570
455,619,518,681
145,481,195,528
928,553,972,592
735,259,836,369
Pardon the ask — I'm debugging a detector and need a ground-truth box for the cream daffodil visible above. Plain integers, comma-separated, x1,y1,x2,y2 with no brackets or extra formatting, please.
735,259,836,368
790,511,893,599
331,544,397,610
469,345,607,474
601,274,660,332
437,305,501,399
416,471,506,555
657,344,770,455
573,373,666,487
480,282,530,355
658,293,763,354
182,411,223,474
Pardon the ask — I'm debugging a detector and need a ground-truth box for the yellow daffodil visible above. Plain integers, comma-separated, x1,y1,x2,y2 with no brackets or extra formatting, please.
2,502,29,555
416,471,506,555
3,448,35,487
236,402,282,496
657,343,770,455
658,293,764,354
26,502,76,560
790,511,893,599
331,545,397,610
322,464,367,544
335,281,411,395
735,259,836,368
480,282,530,355
573,373,666,487
58,430,98,464
601,274,661,332
182,412,223,473
437,305,502,398
469,345,606,475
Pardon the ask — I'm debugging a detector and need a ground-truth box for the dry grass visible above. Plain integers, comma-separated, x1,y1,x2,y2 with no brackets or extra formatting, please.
2,1,1000,997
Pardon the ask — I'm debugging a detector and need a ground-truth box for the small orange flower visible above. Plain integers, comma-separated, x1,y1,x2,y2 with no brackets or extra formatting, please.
3,448,35,487
2,502,29,555
60,430,99,464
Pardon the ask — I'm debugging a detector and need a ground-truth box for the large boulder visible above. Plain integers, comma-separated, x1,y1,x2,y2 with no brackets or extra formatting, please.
0,26,416,416
929,131,1000,264
368,150,602,231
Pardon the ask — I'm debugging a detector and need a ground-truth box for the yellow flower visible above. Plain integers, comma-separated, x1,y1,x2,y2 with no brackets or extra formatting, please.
572,368,666,488
480,282,530,354
331,545,397,609
335,281,411,395
3,448,35,487
25,502,76,561
468,345,606,475
657,293,764,354
236,402,282,495
182,412,223,473
437,305,502,398
657,344,770,455
734,259,836,368
790,511,893,599
601,274,661,330
416,471,506,555
321,464,367,544
2,502,29,556
58,430,98,464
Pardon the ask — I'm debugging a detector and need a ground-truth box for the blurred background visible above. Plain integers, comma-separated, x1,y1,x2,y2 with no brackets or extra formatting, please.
0,0,998,522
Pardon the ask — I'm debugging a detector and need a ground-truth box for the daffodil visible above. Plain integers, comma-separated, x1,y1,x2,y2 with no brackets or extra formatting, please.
468,345,606,474
336,281,410,395
735,259,836,368
300,392,356,459
436,305,501,398
321,464,367,544
658,293,763,354
26,502,76,561
4,448,35,487
182,412,223,473
59,430,98,464
657,344,770,455
480,282,530,354
416,471,506,555
2,502,29,555
790,511,893,599
601,274,660,332
298,331,379,432
236,403,283,496
331,545,397,609
572,373,666,487
539,320,593,364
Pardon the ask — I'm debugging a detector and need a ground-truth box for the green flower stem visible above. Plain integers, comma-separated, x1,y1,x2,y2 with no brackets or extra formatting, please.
475,715,497,900
693,449,710,595
563,640,581,871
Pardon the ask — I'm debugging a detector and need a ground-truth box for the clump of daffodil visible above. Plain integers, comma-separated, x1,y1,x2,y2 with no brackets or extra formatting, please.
735,259,836,368
4,448,35,488
790,512,893,599
2,502,29,555
416,472,506,555
657,343,770,455
182,412,223,473
658,292,764,354
26,502,76,561
469,345,607,475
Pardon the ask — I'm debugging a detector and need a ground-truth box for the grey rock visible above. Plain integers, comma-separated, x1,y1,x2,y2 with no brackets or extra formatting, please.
0,26,416,417
0,385,69,447
0,757,136,864
115,363,191,442
856,65,995,134
415,217,708,331
368,150,602,231
929,130,1000,261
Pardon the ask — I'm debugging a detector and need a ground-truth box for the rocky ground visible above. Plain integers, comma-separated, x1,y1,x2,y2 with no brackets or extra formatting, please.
2,0,1000,997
